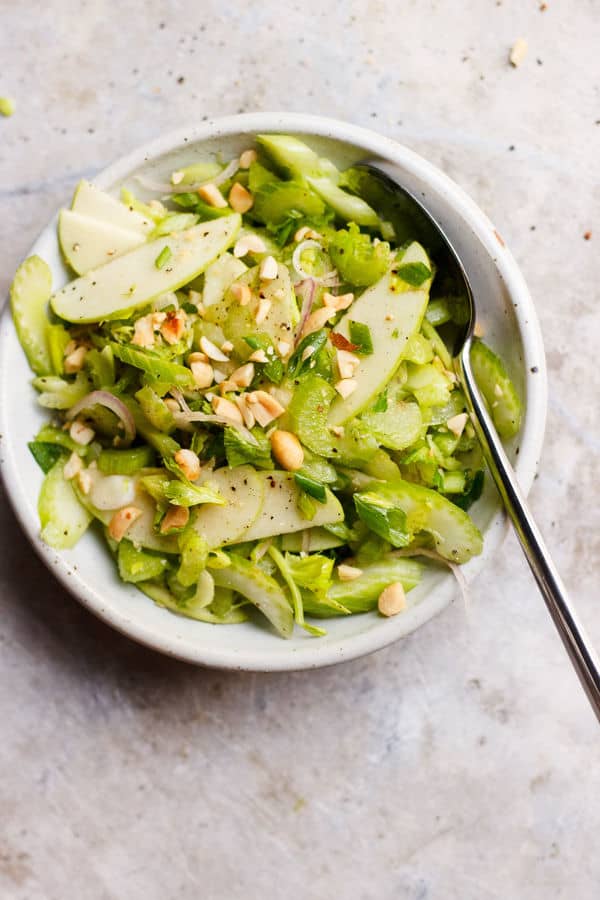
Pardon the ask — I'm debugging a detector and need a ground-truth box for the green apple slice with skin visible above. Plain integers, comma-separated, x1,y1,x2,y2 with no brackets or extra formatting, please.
71,180,154,236
51,214,242,323
240,472,344,543
59,210,147,275
191,466,265,548
328,241,432,425
10,255,53,376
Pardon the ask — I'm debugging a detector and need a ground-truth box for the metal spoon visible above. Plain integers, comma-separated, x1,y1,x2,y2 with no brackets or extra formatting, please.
357,161,600,722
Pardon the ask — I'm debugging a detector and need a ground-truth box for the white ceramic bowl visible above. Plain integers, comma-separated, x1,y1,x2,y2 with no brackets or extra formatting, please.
0,113,547,671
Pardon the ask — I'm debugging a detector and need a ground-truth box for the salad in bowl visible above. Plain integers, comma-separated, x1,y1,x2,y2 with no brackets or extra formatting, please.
8,133,522,640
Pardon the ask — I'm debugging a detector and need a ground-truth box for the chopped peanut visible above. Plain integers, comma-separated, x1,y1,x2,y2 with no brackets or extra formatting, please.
200,335,230,362
212,368,228,384
230,282,252,306
221,340,234,354
323,291,354,312
108,506,142,542
164,398,180,413
160,309,187,345
255,297,272,325
246,390,285,427
337,564,363,582
188,289,204,312
474,322,485,338
77,469,92,495
190,360,214,388
197,183,228,208
63,452,83,480
151,311,167,330
233,234,267,257
330,425,345,437
230,363,255,388
249,349,268,364
160,505,189,534
378,582,407,617
277,340,290,358
294,226,323,242
270,430,304,471
69,420,95,446
336,349,360,379
239,148,258,169
174,448,201,481
301,305,336,337
509,37,528,67
212,395,244,424
259,255,278,281
171,170,184,185
131,315,155,348
334,378,357,399
446,412,468,437
235,395,256,428
64,345,88,373
229,182,254,213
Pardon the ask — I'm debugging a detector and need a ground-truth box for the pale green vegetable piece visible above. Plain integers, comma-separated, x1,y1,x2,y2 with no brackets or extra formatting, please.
202,252,247,307
222,262,297,356
139,580,248,625
212,554,294,638
71,180,153,235
256,133,329,178
191,466,265,548
75,468,178,553
10,255,52,376
59,210,146,275
471,339,522,439
356,479,483,563
321,557,423,615
0,97,15,117
307,177,379,227
51,214,241,323
360,394,423,451
241,472,344,542
328,242,432,425
281,527,344,552
38,461,93,549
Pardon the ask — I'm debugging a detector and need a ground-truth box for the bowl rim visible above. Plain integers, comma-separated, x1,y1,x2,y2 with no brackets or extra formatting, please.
0,112,547,670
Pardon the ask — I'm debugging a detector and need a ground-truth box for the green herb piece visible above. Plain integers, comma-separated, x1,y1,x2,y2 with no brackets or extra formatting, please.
348,320,373,354
224,427,272,469
287,329,328,377
294,471,327,503
354,492,411,548
154,246,172,270
372,389,388,413
394,261,432,287
28,441,65,473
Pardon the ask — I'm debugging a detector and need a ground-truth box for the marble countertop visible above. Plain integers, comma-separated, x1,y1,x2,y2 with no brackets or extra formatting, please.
1,2,599,898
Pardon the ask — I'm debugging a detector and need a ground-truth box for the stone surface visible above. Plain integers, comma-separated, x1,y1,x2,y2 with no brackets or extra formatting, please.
1,2,599,898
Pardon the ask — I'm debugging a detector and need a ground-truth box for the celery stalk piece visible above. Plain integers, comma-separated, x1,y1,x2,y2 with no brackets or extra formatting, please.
471,340,522,439
117,540,169,583
51,215,241,323
328,242,433,425
10,255,53,376
38,461,92,549
312,557,423,616
212,555,294,638
307,177,379,227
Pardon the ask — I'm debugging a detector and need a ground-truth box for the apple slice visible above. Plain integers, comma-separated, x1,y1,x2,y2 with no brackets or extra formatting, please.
241,472,344,543
71,180,154,236
328,241,432,425
59,210,147,275
192,466,265,548
51,214,241,323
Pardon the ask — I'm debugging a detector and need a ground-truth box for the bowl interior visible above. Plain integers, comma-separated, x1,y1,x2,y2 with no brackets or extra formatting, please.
0,114,547,670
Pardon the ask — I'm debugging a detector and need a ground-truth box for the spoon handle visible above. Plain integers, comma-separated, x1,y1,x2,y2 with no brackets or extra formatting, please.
458,342,600,723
